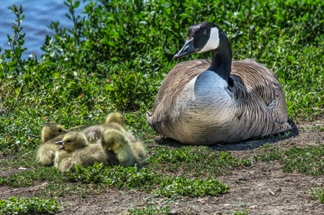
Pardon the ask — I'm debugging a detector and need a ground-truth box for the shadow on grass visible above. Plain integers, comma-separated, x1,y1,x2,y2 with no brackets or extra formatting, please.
154,120,299,151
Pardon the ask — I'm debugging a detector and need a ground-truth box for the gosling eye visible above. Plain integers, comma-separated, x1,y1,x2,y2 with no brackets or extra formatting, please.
58,128,63,132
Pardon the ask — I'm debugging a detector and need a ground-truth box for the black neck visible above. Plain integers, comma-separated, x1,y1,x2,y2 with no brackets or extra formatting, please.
208,33,232,82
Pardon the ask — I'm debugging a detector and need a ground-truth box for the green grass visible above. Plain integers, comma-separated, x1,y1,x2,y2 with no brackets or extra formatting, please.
0,156,230,198
126,206,170,215
66,163,230,197
311,188,324,204
255,144,324,176
233,210,249,215
0,197,59,215
147,146,252,177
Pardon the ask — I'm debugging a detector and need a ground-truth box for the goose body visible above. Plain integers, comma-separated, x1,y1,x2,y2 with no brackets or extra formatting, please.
147,22,291,145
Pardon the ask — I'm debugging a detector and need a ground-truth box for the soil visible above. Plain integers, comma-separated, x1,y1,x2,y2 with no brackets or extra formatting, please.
0,119,323,215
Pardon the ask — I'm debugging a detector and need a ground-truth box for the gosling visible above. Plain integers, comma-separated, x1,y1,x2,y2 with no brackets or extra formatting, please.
80,112,130,144
102,129,147,167
36,123,66,166
41,123,66,143
54,131,118,173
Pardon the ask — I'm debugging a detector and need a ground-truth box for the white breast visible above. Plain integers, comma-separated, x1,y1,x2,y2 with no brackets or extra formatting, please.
174,70,235,144
178,70,232,112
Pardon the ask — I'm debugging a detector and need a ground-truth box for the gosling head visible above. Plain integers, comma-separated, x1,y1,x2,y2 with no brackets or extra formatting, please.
55,132,87,152
102,130,126,151
174,22,228,59
41,123,67,142
105,112,125,126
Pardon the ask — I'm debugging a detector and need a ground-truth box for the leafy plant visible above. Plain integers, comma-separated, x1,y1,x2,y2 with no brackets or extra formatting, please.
156,176,229,197
126,205,170,215
0,197,60,215
233,209,249,215
3,5,26,74
310,187,324,203
66,163,229,197
255,144,324,176
147,146,252,177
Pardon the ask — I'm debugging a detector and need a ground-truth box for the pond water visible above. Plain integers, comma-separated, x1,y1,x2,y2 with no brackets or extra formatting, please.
0,0,85,59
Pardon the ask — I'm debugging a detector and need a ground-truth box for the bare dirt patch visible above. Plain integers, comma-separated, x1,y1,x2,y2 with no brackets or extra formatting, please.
0,120,323,214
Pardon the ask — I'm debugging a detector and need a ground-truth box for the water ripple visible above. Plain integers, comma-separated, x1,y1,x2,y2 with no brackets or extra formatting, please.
0,0,84,59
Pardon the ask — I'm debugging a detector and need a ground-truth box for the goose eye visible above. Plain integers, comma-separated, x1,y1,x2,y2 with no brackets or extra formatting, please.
201,29,207,35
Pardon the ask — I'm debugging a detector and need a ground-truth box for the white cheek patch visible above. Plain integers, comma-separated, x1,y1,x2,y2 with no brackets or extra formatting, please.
198,27,219,53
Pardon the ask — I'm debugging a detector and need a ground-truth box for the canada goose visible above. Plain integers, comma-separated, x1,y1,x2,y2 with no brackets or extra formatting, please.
147,22,291,145
54,131,118,173
36,123,67,166
102,129,147,167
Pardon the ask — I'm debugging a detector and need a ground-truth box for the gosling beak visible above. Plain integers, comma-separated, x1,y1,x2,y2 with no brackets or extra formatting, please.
174,38,196,59
55,140,64,150
55,140,63,145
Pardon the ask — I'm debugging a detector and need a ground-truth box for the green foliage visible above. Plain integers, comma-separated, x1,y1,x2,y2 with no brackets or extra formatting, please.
0,5,39,85
147,146,251,177
0,112,42,152
1,5,26,75
311,187,324,204
156,176,229,197
0,196,59,215
66,163,229,197
0,167,62,187
255,144,324,175
0,0,323,122
126,205,170,215
233,210,249,215
0,149,63,187
105,68,162,110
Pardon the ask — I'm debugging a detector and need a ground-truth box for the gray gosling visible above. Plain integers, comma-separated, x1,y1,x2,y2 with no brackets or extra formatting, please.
76,112,128,144
54,131,117,173
36,123,66,166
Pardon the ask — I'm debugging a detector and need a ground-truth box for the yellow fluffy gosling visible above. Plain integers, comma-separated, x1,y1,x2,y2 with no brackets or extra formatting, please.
54,131,118,173
36,123,66,166
102,129,147,167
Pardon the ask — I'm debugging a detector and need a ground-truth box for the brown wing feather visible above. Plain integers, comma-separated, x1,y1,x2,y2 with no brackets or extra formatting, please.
154,59,211,107
231,59,288,124
147,59,210,124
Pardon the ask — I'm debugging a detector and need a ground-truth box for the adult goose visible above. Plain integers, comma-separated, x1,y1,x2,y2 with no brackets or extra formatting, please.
147,22,291,145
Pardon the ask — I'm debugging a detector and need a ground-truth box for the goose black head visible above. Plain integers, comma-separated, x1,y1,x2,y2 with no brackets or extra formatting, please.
174,22,221,59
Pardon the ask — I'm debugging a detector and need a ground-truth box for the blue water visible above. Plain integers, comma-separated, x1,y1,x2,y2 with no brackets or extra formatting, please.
0,0,85,59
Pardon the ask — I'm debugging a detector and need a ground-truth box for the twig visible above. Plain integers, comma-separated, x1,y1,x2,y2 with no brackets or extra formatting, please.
28,134,40,139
